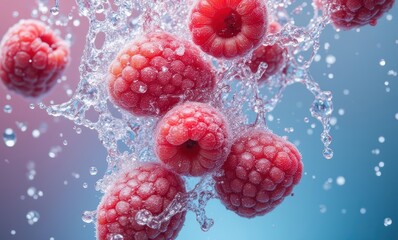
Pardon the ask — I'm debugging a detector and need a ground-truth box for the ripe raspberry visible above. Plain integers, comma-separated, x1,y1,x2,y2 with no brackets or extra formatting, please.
323,0,395,30
155,102,231,177
96,162,186,240
107,31,216,117
0,19,70,98
214,128,303,218
189,0,268,59
248,22,287,83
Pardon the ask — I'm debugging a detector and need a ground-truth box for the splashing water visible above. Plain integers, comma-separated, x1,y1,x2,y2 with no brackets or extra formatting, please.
27,0,340,232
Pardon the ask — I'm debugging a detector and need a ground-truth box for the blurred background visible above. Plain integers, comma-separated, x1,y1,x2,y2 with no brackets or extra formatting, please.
0,0,397,239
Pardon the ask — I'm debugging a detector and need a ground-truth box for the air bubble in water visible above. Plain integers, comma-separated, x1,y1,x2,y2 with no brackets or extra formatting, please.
32,129,41,138
360,208,367,214
378,136,385,143
82,211,95,223
325,55,336,65
90,167,98,176
73,19,80,27
49,146,62,158
3,104,12,113
379,59,386,66
371,148,380,155
336,176,345,186
384,218,392,226
3,128,17,147
16,122,27,132
83,182,88,188
10,230,16,235
26,211,40,225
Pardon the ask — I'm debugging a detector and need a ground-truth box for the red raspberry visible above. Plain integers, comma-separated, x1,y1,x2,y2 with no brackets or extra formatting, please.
214,128,303,218
189,0,268,59
323,0,395,30
155,102,231,177
0,19,70,98
107,31,216,117
247,22,287,83
96,162,186,240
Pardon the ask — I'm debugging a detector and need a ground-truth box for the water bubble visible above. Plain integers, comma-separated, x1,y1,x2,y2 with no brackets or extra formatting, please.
371,148,380,155
73,19,80,27
26,211,40,225
336,176,345,186
310,92,333,120
378,136,385,143
4,104,12,113
319,204,327,213
327,73,334,79
83,182,88,188
50,7,59,15
395,113,398,120
3,128,17,147
32,129,41,138
379,161,385,167
72,172,80,179
63,140,68,146
360,208,367,214
323,178,333,190
325,55,336,65
379,59,386,66
6,94,11,100
338,109,345,116
384,218,392,226
29,103,35,109
386,14,393,21
16,122,28,132
82,211,95,223
110,234,124,240
49,146,62,158
89,167,98,176
27,187,37,197
323,147,333,159
175,46,185,56
343,89,350,95
388,70,397,76
304,117,309,123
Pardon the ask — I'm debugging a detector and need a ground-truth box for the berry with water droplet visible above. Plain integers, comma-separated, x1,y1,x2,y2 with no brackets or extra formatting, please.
155,102,231,176
247,22,287,83
214,128,303,218
318,0,395,30
0,19,70,97
96,162,186,240
108,31,216,117
189,0,268,58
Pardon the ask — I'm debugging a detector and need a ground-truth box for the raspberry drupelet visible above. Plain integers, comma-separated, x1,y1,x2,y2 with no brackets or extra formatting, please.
155,102,231,177
0,19,70,98
189,0,268,58
320,0,395,30
96,162,186,240
248,22,287,83
214,128,303,218
107,31,216,117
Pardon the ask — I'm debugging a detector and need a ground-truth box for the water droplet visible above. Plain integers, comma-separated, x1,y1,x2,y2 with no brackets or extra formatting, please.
386,14,393,21
49,146,62,158
384,217,392,226
29,103,35,109
379,161,385,167
378,136,385,143
3,128,17,147
12,11,19,18
82,210,96,223
395,113,398,120
379,59,386,66
73,19,80,27
338,109,345,115
83,182,88,188
325,55,336,65
343,89,350,95
323,147,333,159
111,234,124,240
4,104,12,113
310,92,333,120
16,121,28,132
175,46,185,56
50,7,59,15
336,176,345,186
319,204,327,213
63,140,68,146
32,129,41,138
388,70,397,76
360,208,367,214
371,148,380,155
26,211,40,225
72,172,80,179
27,187,37,197
323,178,333,190
89,167,98,176
10,230,16,235
304,117,309,123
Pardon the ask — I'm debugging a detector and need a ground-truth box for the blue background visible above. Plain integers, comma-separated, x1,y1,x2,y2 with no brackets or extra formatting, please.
0,1,397,239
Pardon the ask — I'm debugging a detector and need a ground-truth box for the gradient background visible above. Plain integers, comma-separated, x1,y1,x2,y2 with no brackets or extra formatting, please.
0,1,397,239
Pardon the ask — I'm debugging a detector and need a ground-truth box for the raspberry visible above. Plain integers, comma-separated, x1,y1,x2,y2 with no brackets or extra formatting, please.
189,0,268,58
324,0,395,30
107,31,216,117
96,162,186,240
247,22,287,83
0,19,70,98
155,102,231,177
214,128,303,218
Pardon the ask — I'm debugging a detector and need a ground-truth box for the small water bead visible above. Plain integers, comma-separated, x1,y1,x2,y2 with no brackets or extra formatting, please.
360,208,367,214
338,109,345,116
26,211,40,225
330,117,337,126
323,178,333,190
4,105,12,113
284,127,294,133
314,54,321,62
83,182,88,188
89,167,98,176
323,147,333,159
3,128,17,147
379,161,385,168
27,187,37,197
327,73,334,79
379,59,386,66
63,140,68,146
48,146,62,158
73,19,80,27
32,129,41,138
325,55,336,65
304,117,309,123
324,42,330,50
319,204,327,213
16,122,28,132
386,14,393,21
376,171,382,176
6,94,11,100
307,129,313,135
12,11,19,18
82,210,95,224
395,113,398,120
343,89,350,95
72,172,80,179
310,92,333,120
384,218,392,226
378,136,385,143
111,234,124,240
388,70,397,76
50,238,55,240
371,148,380,155
29,104,35,110
336,176,345,186
50,7,59,15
